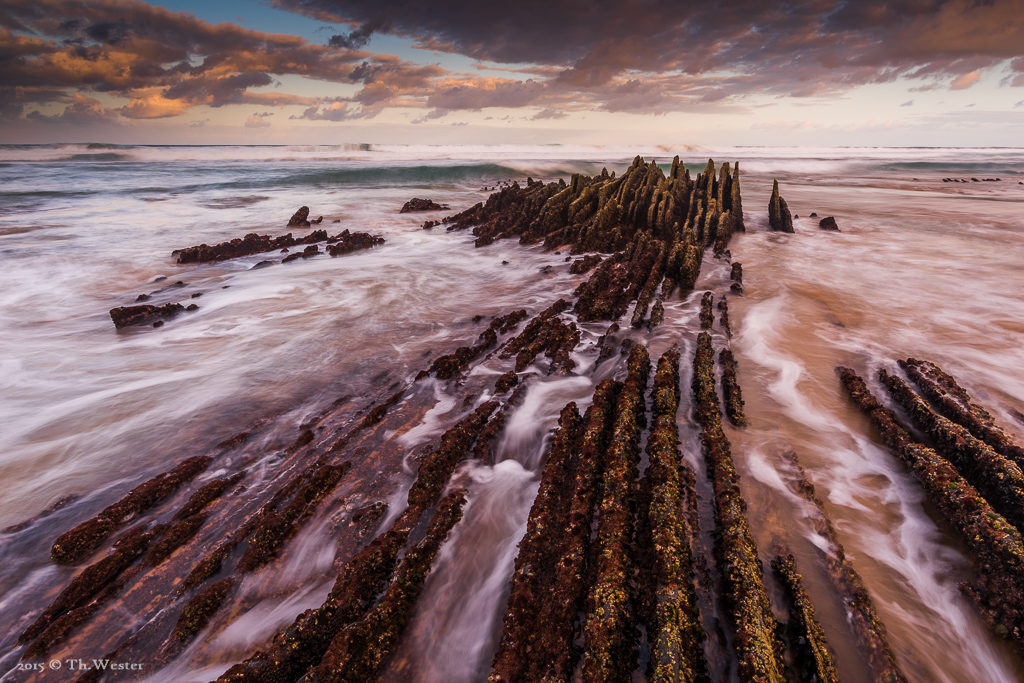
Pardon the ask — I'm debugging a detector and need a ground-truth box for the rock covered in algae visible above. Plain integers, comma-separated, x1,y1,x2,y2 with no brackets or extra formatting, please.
399,197,450,213
639,346,708,682
879,369,1024,534
719,348,746,427
692,332,787,681
768,180,794,233
900,358,1024,469
771,553,839,683
581,344,650,682
50,456,211,565
216,402,497,683
109,302,185,328
838,366,1024,655
305,490,468,682
699,291,714,330
490,380,621,682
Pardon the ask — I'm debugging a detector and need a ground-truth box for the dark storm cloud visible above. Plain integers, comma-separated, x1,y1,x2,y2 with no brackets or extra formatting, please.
0,0,449,120
276,0,1024,97
7,0,1024,126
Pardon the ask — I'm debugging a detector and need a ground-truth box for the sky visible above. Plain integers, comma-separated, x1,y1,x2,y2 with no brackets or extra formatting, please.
2,0,1024,146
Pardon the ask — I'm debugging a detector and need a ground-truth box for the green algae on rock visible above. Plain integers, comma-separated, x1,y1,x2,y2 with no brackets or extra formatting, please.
777,451,907,683
50,456,211,565
581,344,650,682
900,358,1024,469
639,346,708,683
879,369,1024,535
693,332,788,682
768,180,794,233
838,366,1024,655
304,490,468,682
771,553,839,683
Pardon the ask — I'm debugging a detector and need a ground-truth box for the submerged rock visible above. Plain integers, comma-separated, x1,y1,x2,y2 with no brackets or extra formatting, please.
400,198,450,213
818,216,840,231
110,303,185,329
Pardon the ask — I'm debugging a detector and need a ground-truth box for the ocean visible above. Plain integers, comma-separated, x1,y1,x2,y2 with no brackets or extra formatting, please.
1,144,1023,682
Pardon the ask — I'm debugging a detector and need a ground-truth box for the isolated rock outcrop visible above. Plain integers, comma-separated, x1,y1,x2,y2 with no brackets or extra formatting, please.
768,180,794,233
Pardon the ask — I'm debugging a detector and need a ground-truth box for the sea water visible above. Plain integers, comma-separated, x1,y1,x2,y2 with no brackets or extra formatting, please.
1,144,1023,682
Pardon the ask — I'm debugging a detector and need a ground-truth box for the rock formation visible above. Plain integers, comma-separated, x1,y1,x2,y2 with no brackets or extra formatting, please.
768,180,794,233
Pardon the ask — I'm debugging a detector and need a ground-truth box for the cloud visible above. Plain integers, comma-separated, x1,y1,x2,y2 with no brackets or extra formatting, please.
0,0,449,123
244,111,273,127
24,92,119,123
532,108,567,120
275,0,1024,109
10,0,1024,128
950,70,981,90
900,99,913,106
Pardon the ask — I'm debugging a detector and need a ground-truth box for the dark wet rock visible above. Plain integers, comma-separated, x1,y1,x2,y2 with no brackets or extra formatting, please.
313,216,324,224
400,198,450,213
174,227,382,265
153,321,164,328
637,346,708,681
171,577,236,645
699,291,714,330
778,451,907,682
186,304,199,311
134,294,150,302
495,371,518,394
768,180,794,233
499,300,578,374
307,490,467,682
326,230,386,257
438,156,743,322
717,298,732,338
173,473,245,522
22,524,161,645
900,358,1024,470
236,462,350,573
490,381,621,682
424,310,526,380
50,456,211,565
720,348,744,427
648,299,665,330
730,282,744,295
110,303,184,329
595,322,620,364
217,403,496,683
283,244,321,263
838,367,1024,657
252,260,273,269
693,333,787,681
421,219,440,229
581,345,650,681
570,254,603,274
731,261,743,284
288,206,311,227
809,212,818,218
818,216,840,231
879,369,1024,534
771,553,840,683
145,513,207,566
